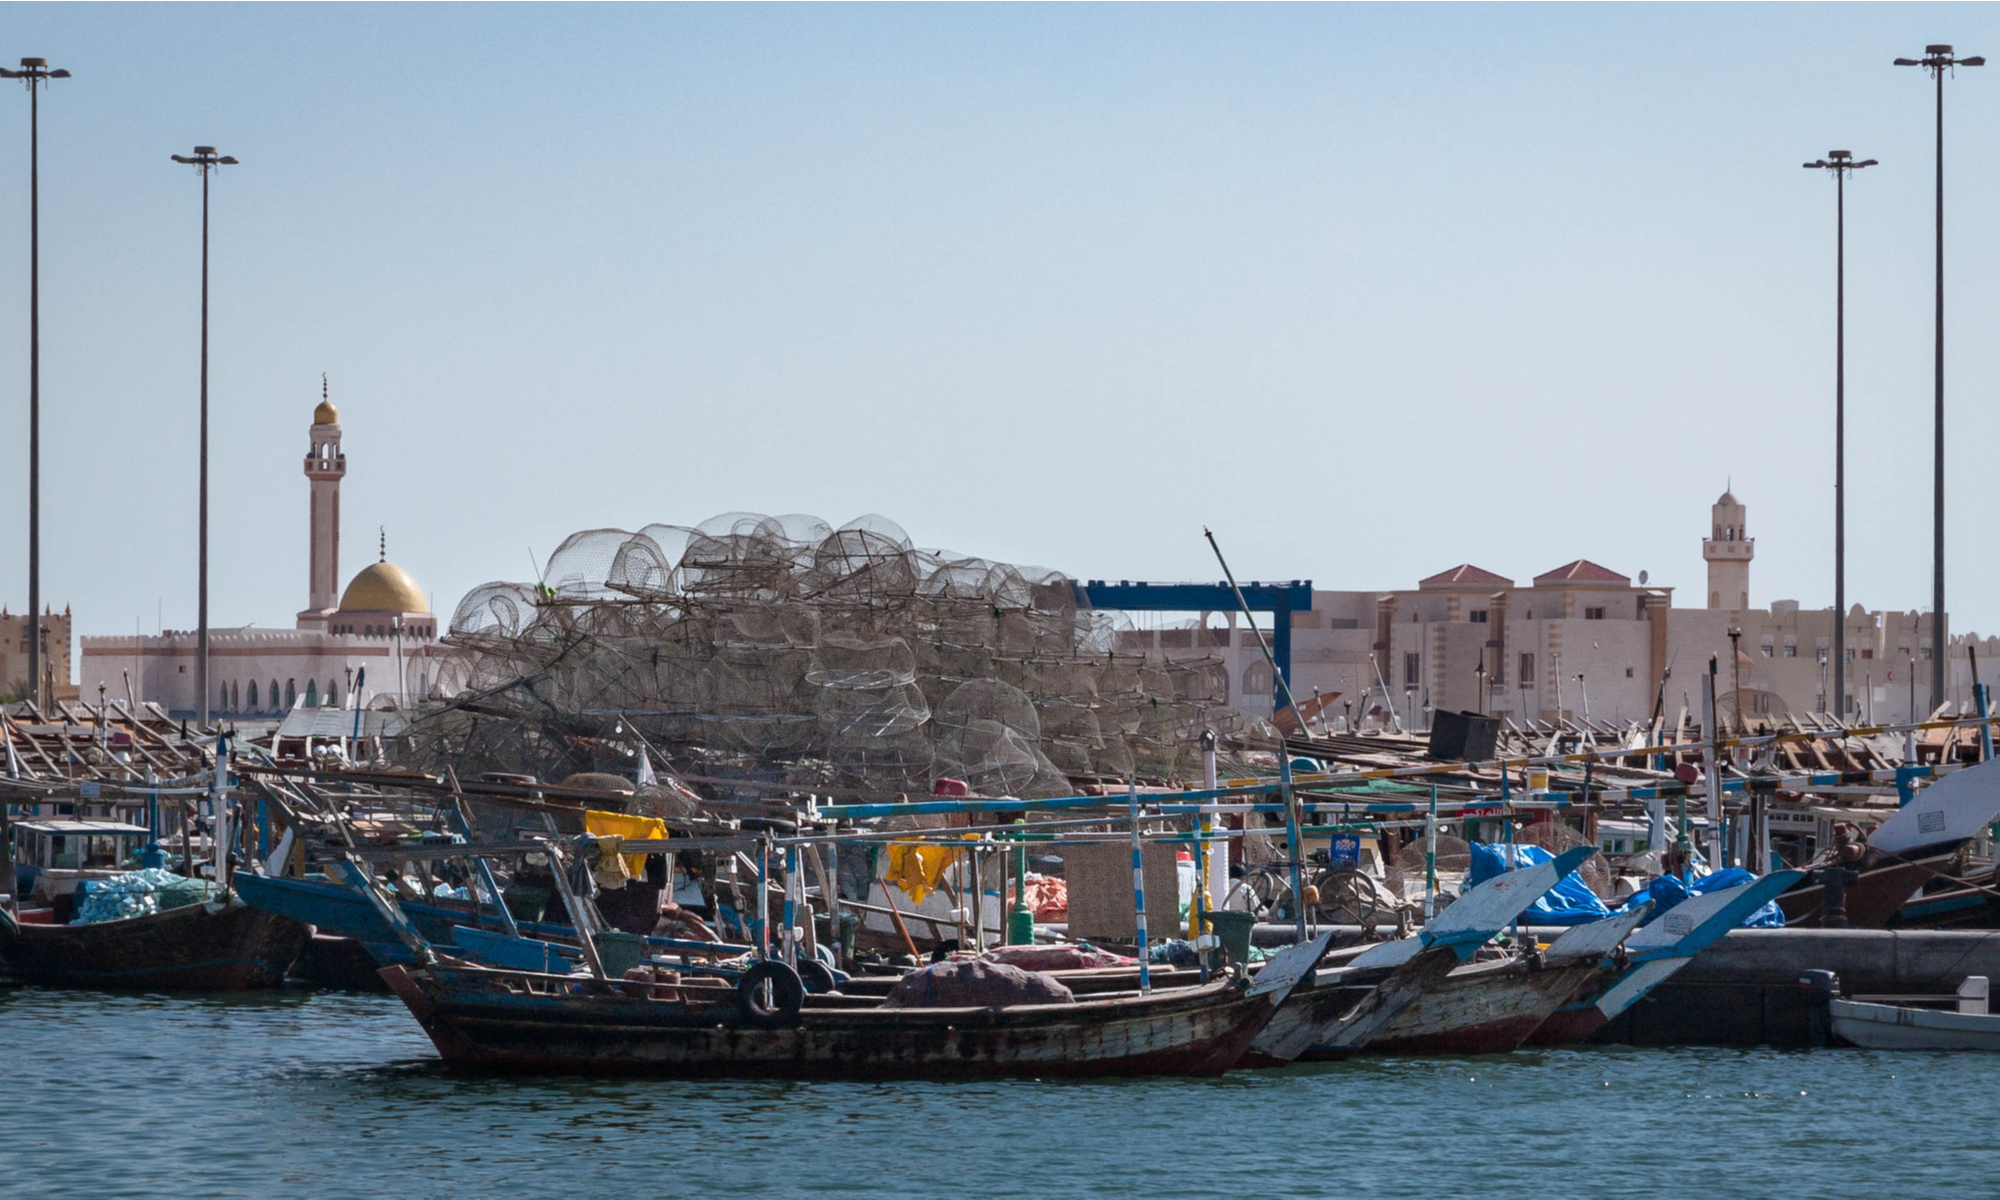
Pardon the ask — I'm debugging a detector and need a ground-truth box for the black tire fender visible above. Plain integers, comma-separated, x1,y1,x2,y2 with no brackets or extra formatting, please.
797,958,838,995
737,960,805,1028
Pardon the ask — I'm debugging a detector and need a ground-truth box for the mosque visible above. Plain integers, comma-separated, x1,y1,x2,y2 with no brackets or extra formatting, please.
80,390,441,719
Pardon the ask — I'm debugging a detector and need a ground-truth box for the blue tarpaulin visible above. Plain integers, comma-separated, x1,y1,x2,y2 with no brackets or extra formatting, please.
1467,843,1612,926
1467,845,1786,929
1622,867,1785,928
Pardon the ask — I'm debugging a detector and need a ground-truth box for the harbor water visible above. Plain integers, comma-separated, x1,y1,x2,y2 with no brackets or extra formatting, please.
5,984,1995,1198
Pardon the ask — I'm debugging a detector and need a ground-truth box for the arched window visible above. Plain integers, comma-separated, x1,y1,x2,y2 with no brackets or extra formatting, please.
247,680,259,710
286,679,297,709
305,679,318,707
1242,661,1273,699
231,681,240,712
328,681,339,708
269,680,280,712
219,683,229,712
1710,591,1719,607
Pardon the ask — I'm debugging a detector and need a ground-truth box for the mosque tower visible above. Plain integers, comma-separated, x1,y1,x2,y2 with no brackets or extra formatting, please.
297,378,345,630
1702,485,1752,610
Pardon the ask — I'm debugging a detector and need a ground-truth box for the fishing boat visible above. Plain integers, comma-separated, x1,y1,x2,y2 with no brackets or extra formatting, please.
1781,757,2000,928
1338,906,1654,1057
1831,977,2000,1050
1243,845,1597,1066
0,891,309,991
1776,850,1958,928
379,932,1332,1079
233,871,554,964
1528,871,1802,1046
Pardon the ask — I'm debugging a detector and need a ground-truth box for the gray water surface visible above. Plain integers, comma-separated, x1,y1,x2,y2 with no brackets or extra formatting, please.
1,985,1987,1198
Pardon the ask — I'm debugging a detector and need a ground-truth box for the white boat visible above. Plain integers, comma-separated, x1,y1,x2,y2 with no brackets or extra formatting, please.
1832,977,2000,1050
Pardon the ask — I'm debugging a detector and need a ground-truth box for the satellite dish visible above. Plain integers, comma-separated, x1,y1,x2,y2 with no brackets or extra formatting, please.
1638,570,1650,585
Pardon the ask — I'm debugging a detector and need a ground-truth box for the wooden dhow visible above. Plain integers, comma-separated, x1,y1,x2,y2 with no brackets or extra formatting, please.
0,892,309,991
381,932,1332,1080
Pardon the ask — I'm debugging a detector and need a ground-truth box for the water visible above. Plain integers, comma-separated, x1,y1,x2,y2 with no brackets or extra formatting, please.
4,985,1995,1198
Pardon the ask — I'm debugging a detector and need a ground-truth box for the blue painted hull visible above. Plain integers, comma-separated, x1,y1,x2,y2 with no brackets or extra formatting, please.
231,874,577,965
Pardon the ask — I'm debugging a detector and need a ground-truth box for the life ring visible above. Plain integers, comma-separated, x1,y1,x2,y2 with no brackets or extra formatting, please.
737,960,805,1028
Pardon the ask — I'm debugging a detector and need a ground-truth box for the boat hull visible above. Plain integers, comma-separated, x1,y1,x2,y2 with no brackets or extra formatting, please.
1312,960,1598,1058
1831,998,2000,1051
1777,853,1955,928
1238,978,1376,1068
0,896,309,991
384,964,1284,1080
1523,998,1611,1047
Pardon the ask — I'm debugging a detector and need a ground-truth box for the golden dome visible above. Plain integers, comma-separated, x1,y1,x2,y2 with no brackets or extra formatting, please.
314,399,339,425
338,561,428,614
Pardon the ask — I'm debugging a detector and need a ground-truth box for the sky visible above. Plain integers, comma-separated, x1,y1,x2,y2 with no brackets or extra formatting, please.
5,3,2000,666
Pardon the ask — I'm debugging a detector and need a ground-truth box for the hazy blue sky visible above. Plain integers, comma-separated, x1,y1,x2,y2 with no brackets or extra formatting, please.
5,4,2000,659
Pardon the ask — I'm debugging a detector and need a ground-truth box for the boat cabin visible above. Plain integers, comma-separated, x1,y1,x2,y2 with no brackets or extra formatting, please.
11,819,154,910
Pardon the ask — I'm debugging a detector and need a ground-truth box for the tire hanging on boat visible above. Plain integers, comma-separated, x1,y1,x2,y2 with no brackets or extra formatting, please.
738,960,806,1028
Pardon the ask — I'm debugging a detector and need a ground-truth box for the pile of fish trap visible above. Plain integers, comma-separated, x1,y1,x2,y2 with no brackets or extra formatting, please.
403,512,1278,795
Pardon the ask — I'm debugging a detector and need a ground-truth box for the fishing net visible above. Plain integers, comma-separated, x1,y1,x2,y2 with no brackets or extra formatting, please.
404,512,1270,797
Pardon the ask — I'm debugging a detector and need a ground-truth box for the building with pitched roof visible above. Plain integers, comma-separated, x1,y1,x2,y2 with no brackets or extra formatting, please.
1115,487,1988,728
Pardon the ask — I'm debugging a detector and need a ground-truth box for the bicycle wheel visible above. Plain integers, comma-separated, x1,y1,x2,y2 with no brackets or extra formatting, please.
1312,867,1378,929
1244,866,1295,922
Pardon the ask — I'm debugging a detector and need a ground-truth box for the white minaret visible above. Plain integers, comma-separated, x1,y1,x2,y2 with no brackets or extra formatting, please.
297,377,346,631
1702,485,1752,610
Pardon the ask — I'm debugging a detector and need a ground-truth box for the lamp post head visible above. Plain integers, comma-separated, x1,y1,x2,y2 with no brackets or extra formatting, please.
1830,149,1852,160
1899,46,1982,70
194,145,216,155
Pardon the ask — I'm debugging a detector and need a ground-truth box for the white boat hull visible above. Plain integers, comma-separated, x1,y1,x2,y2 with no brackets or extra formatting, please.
1830,999,2000,1051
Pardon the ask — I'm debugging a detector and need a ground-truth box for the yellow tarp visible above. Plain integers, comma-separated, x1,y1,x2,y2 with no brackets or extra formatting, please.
884,843,953,905
585,809,666,877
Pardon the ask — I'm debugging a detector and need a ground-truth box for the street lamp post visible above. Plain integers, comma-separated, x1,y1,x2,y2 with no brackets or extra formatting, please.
0,58,68,708
170,146,238,727
1804,150,1876,724
1894,45,1981,710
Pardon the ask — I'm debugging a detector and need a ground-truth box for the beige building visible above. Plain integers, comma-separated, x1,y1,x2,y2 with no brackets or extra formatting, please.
1121,489,1986,729
1,606,77,704
80,391,441,720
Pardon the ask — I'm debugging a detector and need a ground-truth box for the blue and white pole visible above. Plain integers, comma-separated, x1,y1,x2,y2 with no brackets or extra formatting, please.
782,844,799,967
755,838,770,960
1130,776,1150,994
211,730,230,887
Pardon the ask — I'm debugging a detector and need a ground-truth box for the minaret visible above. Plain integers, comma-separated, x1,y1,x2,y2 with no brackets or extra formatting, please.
1702,485,1752,610
297,377,346,630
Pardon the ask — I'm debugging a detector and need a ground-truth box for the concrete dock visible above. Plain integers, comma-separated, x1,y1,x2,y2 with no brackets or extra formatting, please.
1597,928,2000,1048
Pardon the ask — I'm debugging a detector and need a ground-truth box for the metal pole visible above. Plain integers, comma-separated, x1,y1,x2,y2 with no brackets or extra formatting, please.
25,69,38,708
1835,164,1846,718
1702,656,1723,868
210,730,229,887
782,844,798,967
1129,776,1150,994
1932,61,1946,712
1423,784,1438,921
756,837,770,959
198,160,210,726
